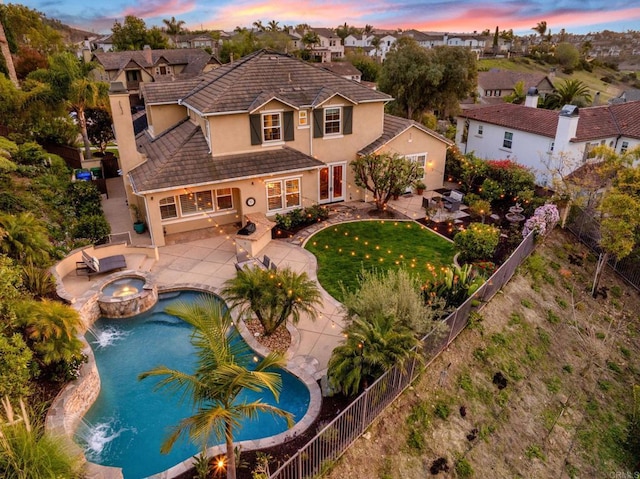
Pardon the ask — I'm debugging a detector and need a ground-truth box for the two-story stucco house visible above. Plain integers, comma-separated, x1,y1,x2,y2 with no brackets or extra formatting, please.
109,50,451,247
309,28,344,62
455,91,640,185
476,70,555,105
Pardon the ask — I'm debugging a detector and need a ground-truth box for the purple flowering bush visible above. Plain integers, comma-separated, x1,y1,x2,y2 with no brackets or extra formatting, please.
523,204,560,237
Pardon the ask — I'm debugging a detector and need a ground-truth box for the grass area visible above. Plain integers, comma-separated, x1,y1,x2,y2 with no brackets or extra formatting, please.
304,220,455,299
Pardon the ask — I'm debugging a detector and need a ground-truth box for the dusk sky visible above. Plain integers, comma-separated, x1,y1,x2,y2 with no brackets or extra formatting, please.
22,0,640,36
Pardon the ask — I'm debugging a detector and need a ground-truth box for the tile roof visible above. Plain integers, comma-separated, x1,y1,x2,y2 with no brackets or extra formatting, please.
316,62,361,77
142,78,204,104
459,103,559,138
358,114,452,156
93,48,214,73
458,100,640,141
478,70,554,92
130,120,324,193
181,49,390,114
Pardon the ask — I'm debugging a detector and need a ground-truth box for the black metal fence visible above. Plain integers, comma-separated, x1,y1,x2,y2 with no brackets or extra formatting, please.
565,206,640,292
269,231,537,478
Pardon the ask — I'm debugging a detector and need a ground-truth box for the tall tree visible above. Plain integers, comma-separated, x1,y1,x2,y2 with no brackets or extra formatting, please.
266,20,280,32
0,212,51,266
532,21,547,37
0,16,18,86
162,16,185,44
378,37,443,119
68,78,110,159
139,296,293,479
351,152,422,210
252,20,264,32
555,42,580,72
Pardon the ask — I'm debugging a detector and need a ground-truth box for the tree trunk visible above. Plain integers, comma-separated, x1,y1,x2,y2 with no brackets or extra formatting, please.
0,20,18,87
225,421,236,479
78,109,93,159
591,251,608,298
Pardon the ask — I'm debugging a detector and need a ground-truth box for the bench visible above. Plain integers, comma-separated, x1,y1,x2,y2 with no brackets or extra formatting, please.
76,250,127,280
443,190,464,212
234,213,276,258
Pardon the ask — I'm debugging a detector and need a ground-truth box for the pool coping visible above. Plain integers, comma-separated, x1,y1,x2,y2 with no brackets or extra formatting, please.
46,278,322,479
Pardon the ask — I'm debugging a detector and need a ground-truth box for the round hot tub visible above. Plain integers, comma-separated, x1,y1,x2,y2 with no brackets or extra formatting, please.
98,274,157,318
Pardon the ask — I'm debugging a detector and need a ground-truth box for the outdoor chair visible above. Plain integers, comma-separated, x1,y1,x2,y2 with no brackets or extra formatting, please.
235,263,243,272
270,262,277,271
236,250,249,263
76,250,126,281
262,255,271,269
443,190,464,212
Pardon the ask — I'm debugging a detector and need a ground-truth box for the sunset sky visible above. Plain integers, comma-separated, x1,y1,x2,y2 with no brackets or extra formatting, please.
23,0,640,35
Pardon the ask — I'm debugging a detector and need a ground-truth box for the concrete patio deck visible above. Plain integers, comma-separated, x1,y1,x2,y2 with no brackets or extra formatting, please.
61,177,349,378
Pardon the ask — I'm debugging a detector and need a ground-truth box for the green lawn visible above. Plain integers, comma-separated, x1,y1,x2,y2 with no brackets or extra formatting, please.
304,220,456,299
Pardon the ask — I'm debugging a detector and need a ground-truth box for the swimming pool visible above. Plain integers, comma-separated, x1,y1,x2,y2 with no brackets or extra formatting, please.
76,290,310,478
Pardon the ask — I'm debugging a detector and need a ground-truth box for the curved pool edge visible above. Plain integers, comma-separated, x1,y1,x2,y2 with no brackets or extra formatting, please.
46,280,322,479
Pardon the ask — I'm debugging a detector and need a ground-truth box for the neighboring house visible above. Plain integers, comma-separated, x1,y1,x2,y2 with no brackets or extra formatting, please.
93,34,114,52
401,30,441,48
610,88,640,104
455,92,640,185
477,70,555,104
91,47,220,104
309,28,344,62
369,34,398,61
344,33,375,48
446,34,488,56
316,62,362,82
171,33,223,56
109,50,451,247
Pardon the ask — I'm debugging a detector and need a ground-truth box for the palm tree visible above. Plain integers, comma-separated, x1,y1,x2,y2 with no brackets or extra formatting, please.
0,17,18,86
267,20,280,32
301,31,320,51
0,212,51,266
252,20,264,32
139,296,293,479
504,80,526,104
14,298,84,367
222,267,321,336
370,36,382,58
532,21,547,37
327,314,419,396
67,78,110,159
162,16,186,45
363,24,374,35
546,79,592,109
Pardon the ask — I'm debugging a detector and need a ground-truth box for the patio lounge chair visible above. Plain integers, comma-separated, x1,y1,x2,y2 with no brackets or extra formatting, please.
76,250,126,280
443,190,464,212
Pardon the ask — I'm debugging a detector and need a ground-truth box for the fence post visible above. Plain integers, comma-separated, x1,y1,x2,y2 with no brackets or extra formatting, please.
361,388,369,432
297,449,303,478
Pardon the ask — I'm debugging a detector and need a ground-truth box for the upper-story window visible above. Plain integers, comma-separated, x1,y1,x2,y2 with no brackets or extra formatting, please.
621,141,629,153
262,113,282,142
477,125,483,136
324,107,341,135
156,64,172,75
250,111,294,145
313,106,353,139
503,131,513,149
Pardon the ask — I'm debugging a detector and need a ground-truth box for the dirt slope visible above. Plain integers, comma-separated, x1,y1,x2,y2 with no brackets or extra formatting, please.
325,229,640,479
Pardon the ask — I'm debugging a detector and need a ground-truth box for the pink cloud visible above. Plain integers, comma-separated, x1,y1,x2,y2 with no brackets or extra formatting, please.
120,0,197,20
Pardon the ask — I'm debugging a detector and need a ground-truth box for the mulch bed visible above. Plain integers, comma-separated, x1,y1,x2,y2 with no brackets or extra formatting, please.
244,319,291,354
175,389,354,479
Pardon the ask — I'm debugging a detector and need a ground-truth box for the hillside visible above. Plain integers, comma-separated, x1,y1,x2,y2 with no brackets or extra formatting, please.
478,57,629,103
324,228,640,478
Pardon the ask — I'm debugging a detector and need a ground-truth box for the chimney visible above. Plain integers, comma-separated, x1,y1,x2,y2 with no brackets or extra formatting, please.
554,104,580,155
82,47,92,64
593,91,601,106
143,45,152,64
524,87,539,108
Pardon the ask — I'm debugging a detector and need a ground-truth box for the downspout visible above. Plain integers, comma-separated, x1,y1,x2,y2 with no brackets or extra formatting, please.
309,108,314,157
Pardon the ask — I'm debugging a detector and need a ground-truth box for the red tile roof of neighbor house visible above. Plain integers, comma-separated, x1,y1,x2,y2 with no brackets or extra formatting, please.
458,101,640,141
130,120,324,193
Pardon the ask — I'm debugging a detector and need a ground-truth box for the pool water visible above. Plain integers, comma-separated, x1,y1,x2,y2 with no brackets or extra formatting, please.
101,277,145,297
76,290,310,479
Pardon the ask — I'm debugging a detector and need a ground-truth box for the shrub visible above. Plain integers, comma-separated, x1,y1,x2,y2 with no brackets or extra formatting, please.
523,204,560,237
454,223,500,263
275,204,329,230
14,142,47,166
455,458,474,478
68,181,103,217
479,178,503,202
434,402,451,419
0,334,33,400
73,214,111,244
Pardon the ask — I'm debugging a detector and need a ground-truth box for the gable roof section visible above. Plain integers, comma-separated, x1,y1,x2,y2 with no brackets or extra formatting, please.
459,103,558,138
358,114,452,156
142,78,204,104
180,50,390,115
459,100,640,142
93,48,214,73
478,70,554,92
316,62,361,77
130,120,324,193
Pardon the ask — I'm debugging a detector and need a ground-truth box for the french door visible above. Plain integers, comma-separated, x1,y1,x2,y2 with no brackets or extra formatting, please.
319,163,345,203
